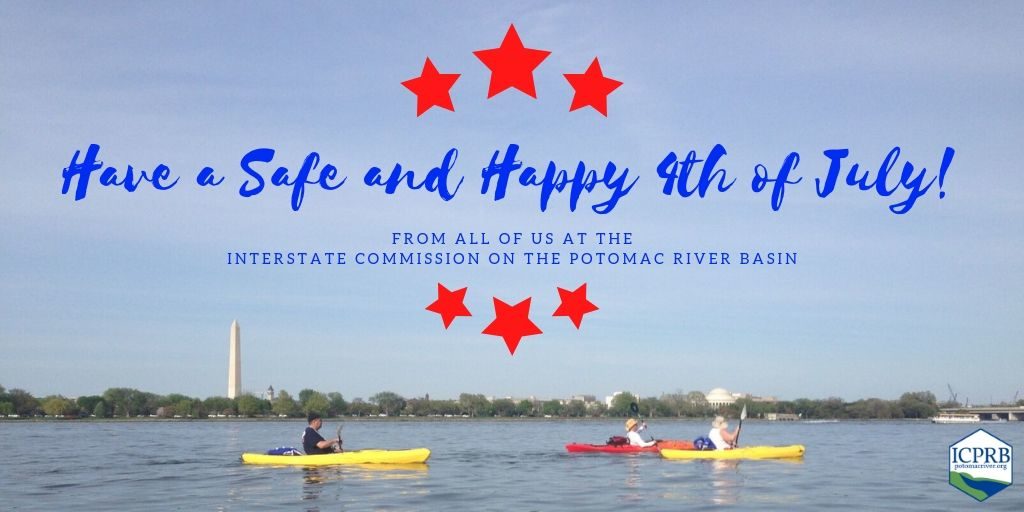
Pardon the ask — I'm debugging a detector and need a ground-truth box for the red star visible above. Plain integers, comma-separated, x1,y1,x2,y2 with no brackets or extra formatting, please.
552,283,599,328
425,283,471,328
563,58,623,116
401,58,460,116
482,297,543,355
473,24,551,99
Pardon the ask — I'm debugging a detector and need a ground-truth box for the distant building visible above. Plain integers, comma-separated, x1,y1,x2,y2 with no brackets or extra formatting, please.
265,385,274,401
570,395,596,403
706,388,736,407
605,391,638,407
506,396,538,404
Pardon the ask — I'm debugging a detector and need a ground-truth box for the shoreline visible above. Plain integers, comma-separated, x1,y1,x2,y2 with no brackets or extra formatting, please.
0,416,964,423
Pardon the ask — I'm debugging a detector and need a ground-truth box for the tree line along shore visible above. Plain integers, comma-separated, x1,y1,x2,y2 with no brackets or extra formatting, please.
2,385,1002,421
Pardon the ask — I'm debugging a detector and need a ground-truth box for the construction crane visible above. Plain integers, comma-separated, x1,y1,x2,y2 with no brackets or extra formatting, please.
947,384,958,405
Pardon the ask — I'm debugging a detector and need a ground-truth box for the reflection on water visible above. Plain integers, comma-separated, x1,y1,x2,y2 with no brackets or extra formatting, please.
623,457,641,488
345,463,431,475
621,456,644,502
225,423,242,453
657,456,807,506
301,467,334,506
300,464,430,510
709,459,742,505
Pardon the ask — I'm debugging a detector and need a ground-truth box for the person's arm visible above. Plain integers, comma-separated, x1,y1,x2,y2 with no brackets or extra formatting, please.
720,427,738,447
316,439,338,449
629,430,656,447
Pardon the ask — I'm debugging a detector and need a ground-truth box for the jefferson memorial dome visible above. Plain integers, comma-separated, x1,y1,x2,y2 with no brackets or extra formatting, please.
705,388,736,407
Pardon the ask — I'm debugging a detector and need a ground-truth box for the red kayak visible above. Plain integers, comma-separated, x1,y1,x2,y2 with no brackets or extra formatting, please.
566,440,694,453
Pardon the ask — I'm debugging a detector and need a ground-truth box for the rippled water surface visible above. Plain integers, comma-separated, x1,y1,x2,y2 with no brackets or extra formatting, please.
1,419,1021,510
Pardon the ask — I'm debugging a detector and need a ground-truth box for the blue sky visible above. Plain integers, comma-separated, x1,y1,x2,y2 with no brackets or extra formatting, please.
1,1,1021,404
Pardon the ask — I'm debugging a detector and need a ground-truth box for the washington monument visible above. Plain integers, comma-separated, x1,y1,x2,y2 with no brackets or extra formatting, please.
228,320,241,399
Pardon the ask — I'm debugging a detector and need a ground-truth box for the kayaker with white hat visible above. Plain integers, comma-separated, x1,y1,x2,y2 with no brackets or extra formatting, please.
625,418,656,447
708,415,738,450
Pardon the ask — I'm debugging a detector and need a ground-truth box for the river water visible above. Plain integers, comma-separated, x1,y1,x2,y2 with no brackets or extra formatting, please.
1,419,1020,510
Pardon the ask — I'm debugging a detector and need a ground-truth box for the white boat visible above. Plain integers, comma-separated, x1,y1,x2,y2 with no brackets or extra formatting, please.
931,413,980,424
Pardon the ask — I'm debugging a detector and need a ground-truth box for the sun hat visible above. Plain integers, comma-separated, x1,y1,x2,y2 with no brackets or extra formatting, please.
625,418,638,430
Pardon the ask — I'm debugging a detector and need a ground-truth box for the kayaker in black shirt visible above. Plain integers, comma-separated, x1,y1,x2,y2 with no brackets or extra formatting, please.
302,412,342,454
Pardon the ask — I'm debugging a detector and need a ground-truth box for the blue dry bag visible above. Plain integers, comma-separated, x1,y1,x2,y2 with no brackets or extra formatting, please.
267,447,302,455
693,436,717,451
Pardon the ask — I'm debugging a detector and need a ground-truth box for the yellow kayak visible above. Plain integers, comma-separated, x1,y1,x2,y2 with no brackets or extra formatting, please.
660,445,805,460
242,448,431,466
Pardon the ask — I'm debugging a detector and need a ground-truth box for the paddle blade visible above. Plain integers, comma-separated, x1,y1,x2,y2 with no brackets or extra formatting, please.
740,404,748,420
630,402,639,415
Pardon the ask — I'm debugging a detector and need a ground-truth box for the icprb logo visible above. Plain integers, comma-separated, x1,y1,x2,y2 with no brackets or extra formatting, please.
949,429,1013,502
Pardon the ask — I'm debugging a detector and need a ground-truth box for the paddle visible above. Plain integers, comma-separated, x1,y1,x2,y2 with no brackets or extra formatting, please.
734,404,747,448
335,424,344,452
630,402,653,443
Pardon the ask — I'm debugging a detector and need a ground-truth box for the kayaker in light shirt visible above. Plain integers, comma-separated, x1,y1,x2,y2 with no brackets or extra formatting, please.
302,412,342,455
625,418,656,447
708,415,738,450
